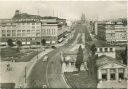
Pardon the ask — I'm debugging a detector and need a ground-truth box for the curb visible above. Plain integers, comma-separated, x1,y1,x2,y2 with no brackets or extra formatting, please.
62,73,71,88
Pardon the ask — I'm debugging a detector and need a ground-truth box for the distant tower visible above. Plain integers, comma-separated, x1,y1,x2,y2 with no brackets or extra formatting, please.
81,13,86,23
15,10,20,15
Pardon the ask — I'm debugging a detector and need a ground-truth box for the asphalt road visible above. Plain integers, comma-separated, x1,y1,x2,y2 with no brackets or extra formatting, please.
27,23,92,88
27,24,79,88
46,24,92,88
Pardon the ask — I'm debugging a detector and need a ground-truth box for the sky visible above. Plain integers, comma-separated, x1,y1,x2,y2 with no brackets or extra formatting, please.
0,0,127,21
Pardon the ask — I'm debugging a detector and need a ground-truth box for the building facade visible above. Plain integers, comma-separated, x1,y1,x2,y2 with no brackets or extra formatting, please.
0,10,67,45
96,55,127,88
96,46,116,58
41,24,58,44
94,21,106,40
106,24,127,45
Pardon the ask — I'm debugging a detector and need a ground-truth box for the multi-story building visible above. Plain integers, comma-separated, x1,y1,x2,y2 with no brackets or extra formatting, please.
94,21,106,40
106,24,127,45
41,24,58,44
94,19,127,43
0,10,67,45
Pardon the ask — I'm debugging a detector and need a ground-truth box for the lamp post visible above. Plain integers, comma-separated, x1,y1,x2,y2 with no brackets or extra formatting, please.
24,66,27,83
36,42,39,60
37,48,38,60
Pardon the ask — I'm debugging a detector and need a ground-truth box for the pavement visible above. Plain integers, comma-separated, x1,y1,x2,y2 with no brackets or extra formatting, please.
26,27,78,88
0,48,53,88
97,80,127,88
46,25,88,88
0,62,28,84
24,24,88,88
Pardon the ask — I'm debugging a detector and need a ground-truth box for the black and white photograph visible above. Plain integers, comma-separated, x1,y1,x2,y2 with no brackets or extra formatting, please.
0,0,127,88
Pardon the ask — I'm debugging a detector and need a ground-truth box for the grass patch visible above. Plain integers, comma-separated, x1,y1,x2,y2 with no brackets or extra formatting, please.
1,47,19,58
64,71,98,88
1,47,39,62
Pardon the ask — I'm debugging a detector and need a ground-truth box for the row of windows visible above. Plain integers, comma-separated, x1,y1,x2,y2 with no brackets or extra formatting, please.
42,29,56,35
97,48,113,52
2,33,40,37
1,25,41,30
101,68,125,81
2,30,41,33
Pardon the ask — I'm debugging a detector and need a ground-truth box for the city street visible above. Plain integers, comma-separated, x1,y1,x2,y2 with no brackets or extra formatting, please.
0,1,127,89
26,22,93,88
27,24,82,88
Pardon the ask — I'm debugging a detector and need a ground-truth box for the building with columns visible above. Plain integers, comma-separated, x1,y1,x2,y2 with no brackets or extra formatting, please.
96,55,127,88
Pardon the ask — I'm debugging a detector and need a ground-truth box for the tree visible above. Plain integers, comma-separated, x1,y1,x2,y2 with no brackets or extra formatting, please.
90,44,97,55
122,18,127,26
120,46,127,65
41,39,46,46
7,39,14,47
16,40,22,51
75,45,83,72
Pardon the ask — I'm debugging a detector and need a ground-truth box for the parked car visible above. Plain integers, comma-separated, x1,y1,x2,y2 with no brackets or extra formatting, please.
42,84,47,88
51,46,56,49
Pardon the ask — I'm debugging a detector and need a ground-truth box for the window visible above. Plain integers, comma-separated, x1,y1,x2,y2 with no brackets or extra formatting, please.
102,74,107,81
32,23,35,25
110,69,116,80
12,33,16,37
118,68,124,80
7,30,11,33
22,30,25,33
17,30,21,33
110,48,113,52
101,69,107,81
105,48,108,52
17,33,21,37
100,48,103,52
7,34,11,36
2,34,6,36
2,30,5,33
95,48,97,52
32,26,35,29
12,30,16,33
27,30,30,32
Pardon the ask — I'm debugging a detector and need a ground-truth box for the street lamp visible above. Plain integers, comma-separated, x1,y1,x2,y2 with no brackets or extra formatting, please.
37,47,38,60
24,66,27,84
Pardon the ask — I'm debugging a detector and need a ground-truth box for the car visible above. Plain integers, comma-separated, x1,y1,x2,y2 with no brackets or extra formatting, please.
43,55,48,62
51,46,56,49
42,84,47,88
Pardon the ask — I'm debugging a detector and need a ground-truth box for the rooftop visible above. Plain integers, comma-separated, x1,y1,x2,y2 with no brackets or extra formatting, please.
93,39,113,47
96,55,126,68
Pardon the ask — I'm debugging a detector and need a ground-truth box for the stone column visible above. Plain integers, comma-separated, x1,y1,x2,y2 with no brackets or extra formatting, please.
98,69,102,80
116,68,119,80
124,68,127,78
107,69,110,81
